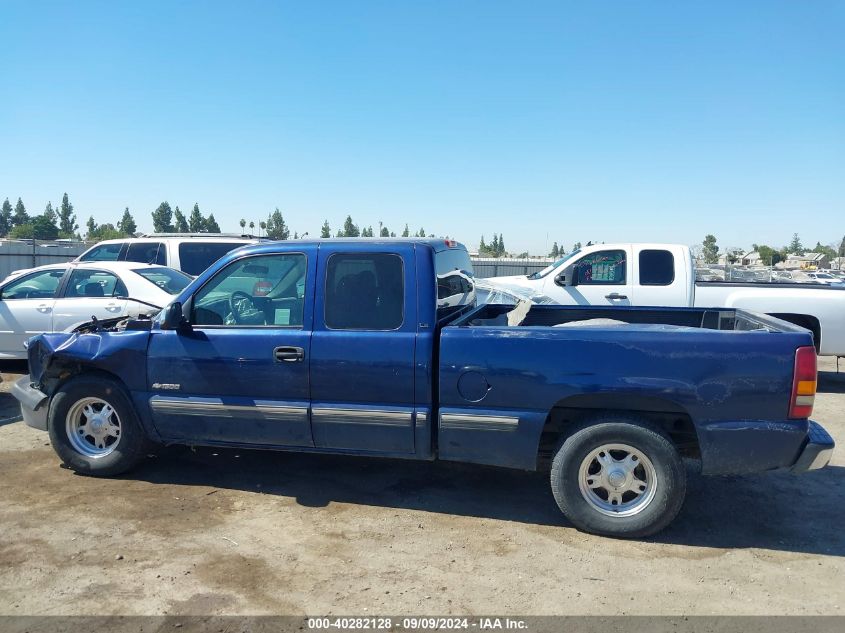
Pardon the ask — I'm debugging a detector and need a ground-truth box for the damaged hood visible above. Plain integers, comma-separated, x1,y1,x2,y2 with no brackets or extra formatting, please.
27,326,153,388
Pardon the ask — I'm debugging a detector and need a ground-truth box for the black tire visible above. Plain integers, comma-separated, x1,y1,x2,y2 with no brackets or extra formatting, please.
550,414,686,538
47,374,150,477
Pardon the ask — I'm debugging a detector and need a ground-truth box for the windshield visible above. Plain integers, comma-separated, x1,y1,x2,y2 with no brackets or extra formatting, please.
527,250,582,279
132,267,192,294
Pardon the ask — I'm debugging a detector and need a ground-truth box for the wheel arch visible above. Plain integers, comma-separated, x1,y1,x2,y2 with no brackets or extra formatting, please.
769,313,821,353
536,393,700,470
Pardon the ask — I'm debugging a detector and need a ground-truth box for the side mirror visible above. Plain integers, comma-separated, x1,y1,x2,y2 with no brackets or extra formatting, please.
554,272,567,287
161,301,187,331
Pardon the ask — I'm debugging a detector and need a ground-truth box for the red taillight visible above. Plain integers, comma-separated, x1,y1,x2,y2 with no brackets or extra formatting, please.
789,346,817,419
444,239,457,248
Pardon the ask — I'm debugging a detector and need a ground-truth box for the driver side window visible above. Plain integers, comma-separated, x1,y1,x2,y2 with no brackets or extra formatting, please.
191,253,307,327
575,250,626,285
1,269,66,300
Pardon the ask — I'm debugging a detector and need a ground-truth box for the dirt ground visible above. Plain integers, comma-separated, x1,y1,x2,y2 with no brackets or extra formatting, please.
0,358,842,616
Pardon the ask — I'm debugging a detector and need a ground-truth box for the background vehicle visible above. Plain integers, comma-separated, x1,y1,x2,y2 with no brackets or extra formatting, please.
13,239,833,538
76,234,259,276
0,261,190,358
486,243,845,355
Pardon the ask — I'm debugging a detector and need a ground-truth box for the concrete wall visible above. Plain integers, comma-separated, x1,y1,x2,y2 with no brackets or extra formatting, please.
0,241,91,282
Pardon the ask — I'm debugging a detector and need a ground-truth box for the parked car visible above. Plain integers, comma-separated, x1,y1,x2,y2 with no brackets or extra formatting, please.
0,261,190,359
486,243,845,355
12,238,834,538
75,234,260,276
804,272,845,286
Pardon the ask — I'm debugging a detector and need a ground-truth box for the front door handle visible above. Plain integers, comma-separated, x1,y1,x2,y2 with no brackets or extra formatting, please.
36,304,52,313
105,302,122,312
274,346,304,362
605,293,628,300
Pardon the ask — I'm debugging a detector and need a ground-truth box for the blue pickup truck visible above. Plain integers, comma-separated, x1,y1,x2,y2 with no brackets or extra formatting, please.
12,238,835,538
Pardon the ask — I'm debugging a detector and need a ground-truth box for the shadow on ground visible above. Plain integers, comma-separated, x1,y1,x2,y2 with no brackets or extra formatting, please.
127,444,845,557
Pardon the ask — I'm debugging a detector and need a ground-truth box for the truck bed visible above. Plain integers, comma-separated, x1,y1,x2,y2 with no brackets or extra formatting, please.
438,303,814,475
454,302,808,334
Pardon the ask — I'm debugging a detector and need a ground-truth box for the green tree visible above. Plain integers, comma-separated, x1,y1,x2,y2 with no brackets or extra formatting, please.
32,209,59,240
573,241,582,251
479,235,488,254
249,221,255,234
788,233,804,255
342,215,360,237
259,220,267,236
498,235,506,256
265,208,290,240
117,207,137,235
491,234,499,256
380,225,389,237
86,216,97,237
549,242,559,258
321,220,331,238
0,198,12,235
702,234,719,264
58,193,77,235
174,206,189,232
839,236,845,257
188,203,205,232
188,202,205,233
809,241,836,259
401,224,409,237
42,201,57,225
12,198,29,226
152,201,174,232
754,244,782,266
205,214,221,233
415,227,425,238
239,218,246,232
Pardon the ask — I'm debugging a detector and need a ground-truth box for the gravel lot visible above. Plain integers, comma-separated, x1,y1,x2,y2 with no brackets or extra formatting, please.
0,358,842,616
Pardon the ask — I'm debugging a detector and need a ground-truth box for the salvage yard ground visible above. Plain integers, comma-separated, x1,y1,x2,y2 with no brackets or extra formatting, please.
0,359,843,616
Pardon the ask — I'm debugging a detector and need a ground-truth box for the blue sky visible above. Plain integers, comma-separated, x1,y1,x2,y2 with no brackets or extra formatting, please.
1,1,842,255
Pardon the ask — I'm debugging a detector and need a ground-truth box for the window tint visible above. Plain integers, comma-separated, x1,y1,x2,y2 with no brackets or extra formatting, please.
192,254,306,327
179,242,245,276
575,250,626,285
1,269,66,299
325,253,403,330
64,269,126,298
79,242,125,261
126,242,165,265
639,250,675,286
132,267,192,295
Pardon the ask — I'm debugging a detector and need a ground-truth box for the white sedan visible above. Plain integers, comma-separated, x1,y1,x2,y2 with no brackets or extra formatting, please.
0,261,191,359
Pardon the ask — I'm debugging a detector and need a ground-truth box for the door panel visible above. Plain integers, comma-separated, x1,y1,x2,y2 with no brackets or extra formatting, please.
310,247,417,454
147,250,315,446
52,298,129,331
545,248,632,306
0,268,66,357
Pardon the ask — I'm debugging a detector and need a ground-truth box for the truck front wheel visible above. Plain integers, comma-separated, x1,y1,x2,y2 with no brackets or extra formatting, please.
47,375,150,477
550,415,686,538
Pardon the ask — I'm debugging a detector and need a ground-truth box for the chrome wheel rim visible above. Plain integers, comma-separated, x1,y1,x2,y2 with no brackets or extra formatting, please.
578,443,658,517
65,397,122,458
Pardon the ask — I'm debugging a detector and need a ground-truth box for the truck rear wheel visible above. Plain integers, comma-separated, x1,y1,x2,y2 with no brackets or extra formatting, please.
47,375,150,477
550,415,686,538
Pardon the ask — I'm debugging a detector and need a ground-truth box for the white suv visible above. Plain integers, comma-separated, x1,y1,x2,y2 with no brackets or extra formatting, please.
76,234,260,276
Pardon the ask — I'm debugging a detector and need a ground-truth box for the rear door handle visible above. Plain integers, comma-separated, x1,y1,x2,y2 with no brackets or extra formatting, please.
36,304,52,313
274,346,304,362
605,293,628,300
105,302,122,312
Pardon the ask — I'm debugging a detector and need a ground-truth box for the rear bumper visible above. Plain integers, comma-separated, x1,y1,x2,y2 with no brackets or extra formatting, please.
790,421,835,473
12,375,49,431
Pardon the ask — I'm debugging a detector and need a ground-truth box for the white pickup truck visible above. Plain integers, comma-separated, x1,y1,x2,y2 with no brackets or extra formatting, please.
487,243,845,356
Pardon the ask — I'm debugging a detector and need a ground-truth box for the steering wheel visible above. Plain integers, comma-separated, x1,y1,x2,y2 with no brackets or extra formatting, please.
229,291,258,324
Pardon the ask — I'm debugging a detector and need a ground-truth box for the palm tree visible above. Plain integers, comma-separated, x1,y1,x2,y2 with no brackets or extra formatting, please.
239,218,246,233
259,221,267,238
249,221,255,235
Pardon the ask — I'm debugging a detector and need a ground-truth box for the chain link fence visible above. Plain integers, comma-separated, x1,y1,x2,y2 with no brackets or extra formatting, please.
469,257,554,278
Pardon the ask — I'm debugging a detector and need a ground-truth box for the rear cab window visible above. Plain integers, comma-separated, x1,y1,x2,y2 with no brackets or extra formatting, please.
435,247,475,318
639,249,675,286
178,242,246,276
324,253,404,330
